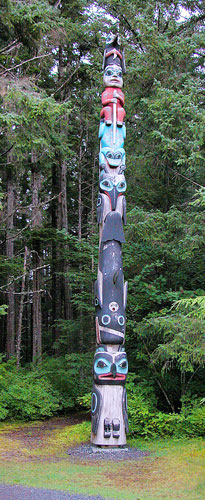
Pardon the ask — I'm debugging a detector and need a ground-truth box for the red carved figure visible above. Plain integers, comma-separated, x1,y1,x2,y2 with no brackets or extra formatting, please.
100,87,126,126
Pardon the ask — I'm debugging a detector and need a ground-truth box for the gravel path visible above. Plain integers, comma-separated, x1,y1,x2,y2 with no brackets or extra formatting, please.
0,485,113,500
66,444,149,461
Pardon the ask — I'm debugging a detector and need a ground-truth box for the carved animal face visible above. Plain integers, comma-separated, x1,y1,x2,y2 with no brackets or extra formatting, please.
93,348,128,385
99,147,125,170
99,173,126,210
97,304,126,331
103,65,123,88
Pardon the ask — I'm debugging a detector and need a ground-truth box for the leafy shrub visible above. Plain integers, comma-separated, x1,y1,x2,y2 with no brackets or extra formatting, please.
0,359,60,420
77,392,91,410
126,373,158,437
38,353,93,409
0,305,8,316
127,375,205,438
0,354,93,421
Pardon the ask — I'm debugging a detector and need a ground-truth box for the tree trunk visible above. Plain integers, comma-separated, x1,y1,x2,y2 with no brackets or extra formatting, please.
16,246,28,368
61,160,72,321
91,153,96,350
32,252,42,362
78,143,83,350
31,158,42,363
51,162,62,348
6,178,15,358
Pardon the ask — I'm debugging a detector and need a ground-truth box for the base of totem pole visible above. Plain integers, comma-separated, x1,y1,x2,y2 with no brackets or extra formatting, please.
91,385,127,446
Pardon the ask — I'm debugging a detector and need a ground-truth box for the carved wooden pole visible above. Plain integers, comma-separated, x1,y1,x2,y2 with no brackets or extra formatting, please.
91,34,128,446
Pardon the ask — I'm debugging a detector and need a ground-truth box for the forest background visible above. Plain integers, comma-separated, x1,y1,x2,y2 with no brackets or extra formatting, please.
0,0,204,438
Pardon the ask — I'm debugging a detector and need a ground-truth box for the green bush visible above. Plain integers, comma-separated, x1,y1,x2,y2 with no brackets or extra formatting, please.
38,353,93,409
0,359,61,420
0,354,93,421
127,376,205,438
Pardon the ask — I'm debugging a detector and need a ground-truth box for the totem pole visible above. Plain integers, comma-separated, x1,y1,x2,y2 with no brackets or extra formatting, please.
91,34,129,446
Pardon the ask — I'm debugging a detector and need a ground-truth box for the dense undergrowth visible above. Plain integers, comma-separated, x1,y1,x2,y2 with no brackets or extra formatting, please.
0,355,204,439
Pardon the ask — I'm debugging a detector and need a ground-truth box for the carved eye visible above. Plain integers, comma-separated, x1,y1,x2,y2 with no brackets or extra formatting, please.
118,315,125,326
117,70,122,77
102,314,111,325
97,360,107,368
119,361,127,368
100,179,113,191
106,69,113,76
117,180,127,193
106,152,114,159
114,152,122,160
95,298,99,306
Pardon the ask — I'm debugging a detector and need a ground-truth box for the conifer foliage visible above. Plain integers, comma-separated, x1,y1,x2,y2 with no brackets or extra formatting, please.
0,1,204,429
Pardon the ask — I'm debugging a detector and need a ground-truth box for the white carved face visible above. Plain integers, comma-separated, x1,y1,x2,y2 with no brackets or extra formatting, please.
103,65,123,88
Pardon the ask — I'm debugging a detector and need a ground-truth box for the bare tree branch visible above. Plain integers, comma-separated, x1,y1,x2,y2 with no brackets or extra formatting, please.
0,52,53,76
169,167,203,188
0,191,64,239
0,144,15,158
112,6,145,52
0,264,50,291
52,63,81,96
0,40,18,54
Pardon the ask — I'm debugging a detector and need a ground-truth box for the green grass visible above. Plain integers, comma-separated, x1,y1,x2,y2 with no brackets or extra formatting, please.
0,419,204,500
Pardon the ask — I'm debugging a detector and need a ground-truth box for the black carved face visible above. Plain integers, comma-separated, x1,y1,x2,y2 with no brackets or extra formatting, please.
93,347,128,385
95,297,126,345
98,303,126,334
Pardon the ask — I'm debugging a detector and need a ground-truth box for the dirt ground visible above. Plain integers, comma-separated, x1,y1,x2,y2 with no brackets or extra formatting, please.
0,415,148,463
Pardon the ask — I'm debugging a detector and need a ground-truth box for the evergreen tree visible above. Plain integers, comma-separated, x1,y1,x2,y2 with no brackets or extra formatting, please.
0,0,204,418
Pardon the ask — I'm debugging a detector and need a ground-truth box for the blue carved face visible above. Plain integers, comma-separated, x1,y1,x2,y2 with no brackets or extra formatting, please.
99,173,126,210
99,147,125,170
93,347,128,385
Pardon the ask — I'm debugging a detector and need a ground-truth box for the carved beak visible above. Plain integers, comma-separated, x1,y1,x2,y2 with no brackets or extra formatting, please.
105,187,118,210
111,363,117,378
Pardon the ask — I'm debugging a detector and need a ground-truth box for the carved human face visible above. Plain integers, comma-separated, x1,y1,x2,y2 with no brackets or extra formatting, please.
103,65,123,88
93,347,128,385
